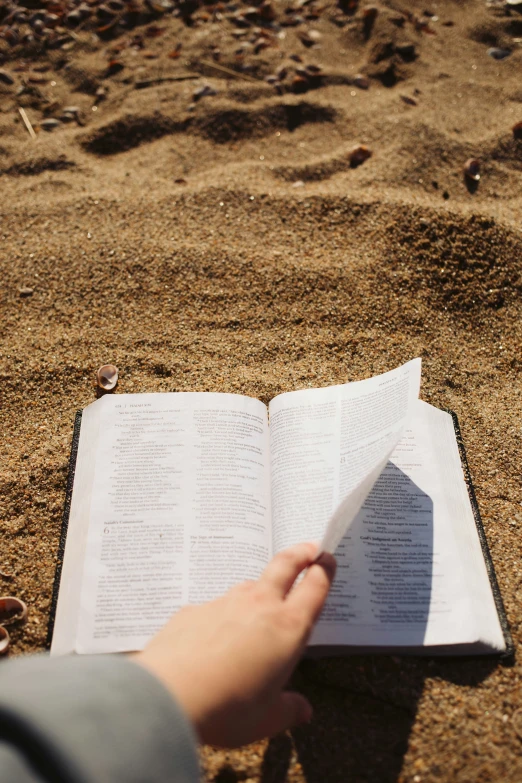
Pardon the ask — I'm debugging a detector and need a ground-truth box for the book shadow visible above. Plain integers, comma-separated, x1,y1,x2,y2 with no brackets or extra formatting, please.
259,465,500,783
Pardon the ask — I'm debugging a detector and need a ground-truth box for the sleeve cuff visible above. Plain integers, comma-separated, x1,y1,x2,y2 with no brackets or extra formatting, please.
0,654,200,783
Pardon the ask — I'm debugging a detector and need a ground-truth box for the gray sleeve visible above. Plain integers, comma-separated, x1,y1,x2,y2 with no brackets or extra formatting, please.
0,654,200,783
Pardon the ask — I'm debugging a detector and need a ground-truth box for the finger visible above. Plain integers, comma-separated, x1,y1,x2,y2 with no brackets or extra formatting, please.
260,543,318,597
287,552,336,625
258,691,312,738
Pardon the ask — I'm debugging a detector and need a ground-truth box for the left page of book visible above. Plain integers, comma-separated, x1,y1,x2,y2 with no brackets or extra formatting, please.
51,392,270,655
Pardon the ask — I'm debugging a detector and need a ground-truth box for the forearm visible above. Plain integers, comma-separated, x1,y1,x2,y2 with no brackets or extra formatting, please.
0,654,200,783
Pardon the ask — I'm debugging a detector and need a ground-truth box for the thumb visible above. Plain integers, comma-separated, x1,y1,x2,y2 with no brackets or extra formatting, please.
260,691,313,737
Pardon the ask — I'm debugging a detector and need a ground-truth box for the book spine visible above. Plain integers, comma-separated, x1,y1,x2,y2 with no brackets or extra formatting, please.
448,410,515,661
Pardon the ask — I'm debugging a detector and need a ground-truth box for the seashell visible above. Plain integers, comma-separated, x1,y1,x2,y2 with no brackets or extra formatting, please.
506,0,522,5
41,118,61,131
146,0,175,12
243,6,260,20
0,627,8,655
353,73,370,89
78,3,93,19
265,74,278,84
66,9,82,24
0,597,28,626
298,29,321,46
463,158,480,181
259,0,276,21
106,61,125,76
487,47,511,60
0,69,15,86
19,287,33,297
193,84,218,100
145,24,167,38
60,111,77,122
400,94,417,105
3,27,19,46
348,144,372,167
512,121,522,140
395,42,416,60
97,364,118,391
232,13,249,27
63,106,80,115
362,5,378,18
291,75,309,92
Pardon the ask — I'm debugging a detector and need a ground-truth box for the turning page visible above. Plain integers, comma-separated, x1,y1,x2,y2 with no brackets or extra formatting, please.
52,392,270,655
269,358,421,555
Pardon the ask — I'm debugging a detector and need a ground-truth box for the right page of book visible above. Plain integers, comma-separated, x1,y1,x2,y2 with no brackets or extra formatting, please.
275,395,504,649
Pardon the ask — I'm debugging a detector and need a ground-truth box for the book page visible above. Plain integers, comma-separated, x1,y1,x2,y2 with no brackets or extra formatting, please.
309,401,505,650
269,358,421,555
74,393,270,654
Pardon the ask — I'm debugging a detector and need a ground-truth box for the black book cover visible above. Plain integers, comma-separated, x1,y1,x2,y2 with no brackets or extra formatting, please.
46,410,83,649
46,408,514,658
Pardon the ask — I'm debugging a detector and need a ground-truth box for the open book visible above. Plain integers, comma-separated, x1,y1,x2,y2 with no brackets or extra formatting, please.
49,359,511,657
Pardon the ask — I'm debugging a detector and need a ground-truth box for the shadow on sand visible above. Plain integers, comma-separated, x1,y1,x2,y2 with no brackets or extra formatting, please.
256,464,501,783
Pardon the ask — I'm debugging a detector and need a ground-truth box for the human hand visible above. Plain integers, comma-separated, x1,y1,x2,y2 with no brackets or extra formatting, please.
133,543,336,748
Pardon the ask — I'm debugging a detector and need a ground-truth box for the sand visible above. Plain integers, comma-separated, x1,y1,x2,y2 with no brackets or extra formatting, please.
1,0,522,778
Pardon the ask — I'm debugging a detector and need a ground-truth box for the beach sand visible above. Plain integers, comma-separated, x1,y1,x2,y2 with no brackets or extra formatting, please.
1,0,522,779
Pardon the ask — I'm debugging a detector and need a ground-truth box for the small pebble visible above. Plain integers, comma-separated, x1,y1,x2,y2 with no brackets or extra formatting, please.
395,42,416,59
487,48,511,60
353,74,370,89
463,158,480,182
513,121,522,140
349,144,372,167
193,84,218,101
19,287,34,297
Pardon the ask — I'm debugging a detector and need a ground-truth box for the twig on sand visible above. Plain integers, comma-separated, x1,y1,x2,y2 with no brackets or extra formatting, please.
19,107,36,140
135,74,200,89
199,60,261,83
